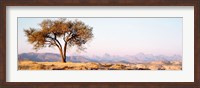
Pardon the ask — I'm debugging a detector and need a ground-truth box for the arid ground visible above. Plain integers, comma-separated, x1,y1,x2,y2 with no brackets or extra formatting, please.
18,60,182,70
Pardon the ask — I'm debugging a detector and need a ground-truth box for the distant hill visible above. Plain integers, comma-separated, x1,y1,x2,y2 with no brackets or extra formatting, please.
18,52,61,62
18,52,182,64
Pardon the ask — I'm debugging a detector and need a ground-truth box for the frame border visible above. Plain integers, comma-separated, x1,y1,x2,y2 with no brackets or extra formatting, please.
0,0,199,88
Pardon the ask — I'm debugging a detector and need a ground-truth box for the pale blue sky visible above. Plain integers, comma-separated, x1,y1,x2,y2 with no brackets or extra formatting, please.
18,18,182,56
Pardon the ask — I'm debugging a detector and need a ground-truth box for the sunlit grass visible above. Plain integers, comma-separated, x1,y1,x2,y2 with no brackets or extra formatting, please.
18,60,182,70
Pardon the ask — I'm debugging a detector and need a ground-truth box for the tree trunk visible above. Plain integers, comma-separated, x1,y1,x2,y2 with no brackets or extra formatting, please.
58,48,66,63
61,55,66,63
63,42,67,62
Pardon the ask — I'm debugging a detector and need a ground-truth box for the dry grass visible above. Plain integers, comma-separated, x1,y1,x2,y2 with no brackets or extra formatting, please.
18,60,182,70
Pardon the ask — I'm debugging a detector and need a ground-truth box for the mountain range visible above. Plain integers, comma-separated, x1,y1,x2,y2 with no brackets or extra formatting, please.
18,52,182,64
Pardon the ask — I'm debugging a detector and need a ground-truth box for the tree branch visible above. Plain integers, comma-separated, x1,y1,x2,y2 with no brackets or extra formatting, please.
63,33,66,42
66,32,74,42
46,33,62,50
53,33,62,48
55,39,62,49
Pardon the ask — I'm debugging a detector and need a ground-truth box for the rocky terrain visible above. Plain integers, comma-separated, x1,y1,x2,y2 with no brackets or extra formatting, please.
18,60,182,70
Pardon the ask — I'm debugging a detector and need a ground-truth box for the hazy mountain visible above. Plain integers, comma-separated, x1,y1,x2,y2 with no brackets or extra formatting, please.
18,52,182,63
18,52,98,62
18,52,61,62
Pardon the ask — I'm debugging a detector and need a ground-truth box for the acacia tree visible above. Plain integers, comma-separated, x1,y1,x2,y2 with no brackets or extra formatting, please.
24,18,93,63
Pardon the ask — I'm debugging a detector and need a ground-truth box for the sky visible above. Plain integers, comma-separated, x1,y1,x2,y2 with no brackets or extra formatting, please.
18,17,183,56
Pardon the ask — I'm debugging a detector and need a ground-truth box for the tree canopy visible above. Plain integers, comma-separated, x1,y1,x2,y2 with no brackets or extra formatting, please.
24,18,93,62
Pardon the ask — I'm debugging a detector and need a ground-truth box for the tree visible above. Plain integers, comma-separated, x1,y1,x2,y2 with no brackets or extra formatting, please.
24,18,93,63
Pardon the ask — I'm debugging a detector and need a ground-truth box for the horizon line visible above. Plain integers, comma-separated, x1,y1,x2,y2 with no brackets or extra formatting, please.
18,52,182,57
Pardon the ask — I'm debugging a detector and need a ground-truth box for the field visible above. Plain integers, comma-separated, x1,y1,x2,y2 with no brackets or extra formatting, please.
18,60,182,70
